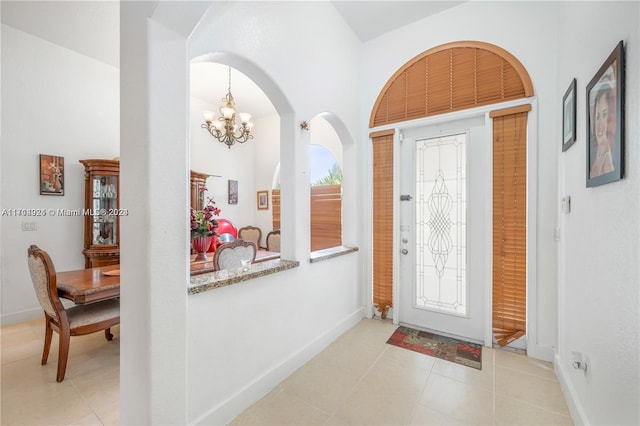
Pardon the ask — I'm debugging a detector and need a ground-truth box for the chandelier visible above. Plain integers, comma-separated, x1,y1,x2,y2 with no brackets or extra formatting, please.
201,66,254,148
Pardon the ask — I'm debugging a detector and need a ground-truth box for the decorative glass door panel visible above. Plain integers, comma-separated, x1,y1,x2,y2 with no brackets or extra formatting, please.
415,133,467,316
92,176,118,245
399,116,486,343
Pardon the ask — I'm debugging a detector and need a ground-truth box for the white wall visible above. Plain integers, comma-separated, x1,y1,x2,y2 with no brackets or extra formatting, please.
310,115,344,171
185,2,363,423
361,1,560,359
555,2,639,424
0,24,119,325
252,113,281,235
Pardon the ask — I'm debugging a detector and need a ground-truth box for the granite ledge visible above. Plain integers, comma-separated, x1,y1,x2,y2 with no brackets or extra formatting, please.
188,259,299,295
309,246,359,263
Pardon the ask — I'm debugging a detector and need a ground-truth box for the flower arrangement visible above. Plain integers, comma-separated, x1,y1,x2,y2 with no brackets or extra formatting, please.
190,194,221,239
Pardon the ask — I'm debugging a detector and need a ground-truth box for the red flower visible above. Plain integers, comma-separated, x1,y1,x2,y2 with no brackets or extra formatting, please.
190,197,220,238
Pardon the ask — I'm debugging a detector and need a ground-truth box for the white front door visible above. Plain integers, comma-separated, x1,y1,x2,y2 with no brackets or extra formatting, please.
398,116,488,343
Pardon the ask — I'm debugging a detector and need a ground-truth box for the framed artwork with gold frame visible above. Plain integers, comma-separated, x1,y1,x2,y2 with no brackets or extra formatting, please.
39,154,64,195
257,190,269,210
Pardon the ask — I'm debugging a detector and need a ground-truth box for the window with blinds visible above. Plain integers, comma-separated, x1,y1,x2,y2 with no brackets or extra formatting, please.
490,105,530,346
371,130,394,319
370,41,533,128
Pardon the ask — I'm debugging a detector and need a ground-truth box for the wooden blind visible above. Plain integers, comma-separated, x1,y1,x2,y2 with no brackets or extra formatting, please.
370,41,533,128
371,131,394,319
310,184,342,251
492,108,529,346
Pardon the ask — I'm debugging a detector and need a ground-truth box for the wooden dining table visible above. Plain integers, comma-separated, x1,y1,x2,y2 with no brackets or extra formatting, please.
56,264,121,304
57,250,282,303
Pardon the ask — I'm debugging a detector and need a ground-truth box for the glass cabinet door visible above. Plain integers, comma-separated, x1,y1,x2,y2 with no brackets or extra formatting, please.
92,175,118,245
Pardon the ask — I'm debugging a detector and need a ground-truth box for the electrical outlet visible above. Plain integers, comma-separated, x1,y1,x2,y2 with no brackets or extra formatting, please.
22,221,37,231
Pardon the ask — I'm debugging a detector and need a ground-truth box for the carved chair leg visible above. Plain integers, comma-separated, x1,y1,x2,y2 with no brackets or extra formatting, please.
41,317,53,365
56,328,71,383
105,328,113,341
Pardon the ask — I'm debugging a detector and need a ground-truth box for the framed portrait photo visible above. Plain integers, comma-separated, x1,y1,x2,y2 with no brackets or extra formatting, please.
562,78,576,152
39,154,64,195
586,40,625,188
228,179,238,204
257,190,269,210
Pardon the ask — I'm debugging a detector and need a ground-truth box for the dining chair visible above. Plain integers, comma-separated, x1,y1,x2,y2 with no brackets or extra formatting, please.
26,245,120,382
213,239,257,271
266,230,281,252
238,226,263,249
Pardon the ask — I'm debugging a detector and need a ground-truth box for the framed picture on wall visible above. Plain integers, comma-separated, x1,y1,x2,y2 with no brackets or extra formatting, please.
39,154,64,195
228,179,238,204
257,190,269,210
562,78,576,152
586,40,625,188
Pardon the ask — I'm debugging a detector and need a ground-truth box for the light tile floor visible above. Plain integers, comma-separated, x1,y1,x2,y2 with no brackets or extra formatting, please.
1,318,573,425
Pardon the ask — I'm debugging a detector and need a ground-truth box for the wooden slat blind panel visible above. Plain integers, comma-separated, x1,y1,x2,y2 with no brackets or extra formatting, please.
492,111,527,345
451,49,477,108
372,133,394,319
374,93,389,125
426,50,452,115
370,43,532,128
386,73,407,123
476,50,505,103
310,184,342,251
406,60,426,119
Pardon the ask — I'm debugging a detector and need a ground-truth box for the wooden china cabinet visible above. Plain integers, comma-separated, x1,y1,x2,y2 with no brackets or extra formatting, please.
190,170,209,210
80,159,120,268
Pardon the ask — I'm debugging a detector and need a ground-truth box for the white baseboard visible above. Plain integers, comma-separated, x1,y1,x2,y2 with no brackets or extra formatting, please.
191,307,366,426
527,342,555,363
1,307,42,327
554,353,588,425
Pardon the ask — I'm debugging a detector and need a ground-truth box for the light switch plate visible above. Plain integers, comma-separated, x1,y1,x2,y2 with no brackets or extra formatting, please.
22,221,37,231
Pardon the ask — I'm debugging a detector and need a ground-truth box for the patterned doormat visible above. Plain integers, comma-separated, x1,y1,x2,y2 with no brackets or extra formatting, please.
386,326,482,370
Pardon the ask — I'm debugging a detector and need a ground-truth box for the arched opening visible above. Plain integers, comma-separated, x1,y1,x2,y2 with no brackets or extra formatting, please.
309,115,343,251
369,41,534,350
189,58,284,266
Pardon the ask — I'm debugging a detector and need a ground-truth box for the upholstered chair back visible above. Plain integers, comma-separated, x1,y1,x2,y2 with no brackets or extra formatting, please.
27,246,60,322
213,239,257,270
266,230,281,252
238,226,262,249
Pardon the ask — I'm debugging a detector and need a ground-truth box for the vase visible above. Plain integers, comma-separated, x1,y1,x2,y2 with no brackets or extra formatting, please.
192,236,213,261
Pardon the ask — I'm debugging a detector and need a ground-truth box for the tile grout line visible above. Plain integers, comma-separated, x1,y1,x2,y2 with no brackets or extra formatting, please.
324,337,392,423
405,349,436,425
69,370,109,426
